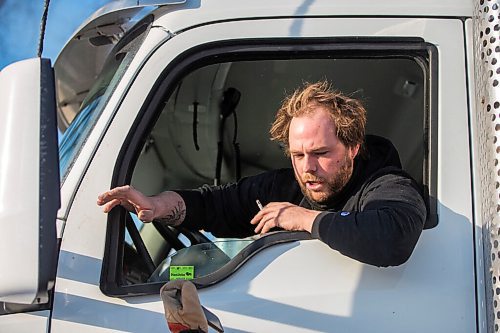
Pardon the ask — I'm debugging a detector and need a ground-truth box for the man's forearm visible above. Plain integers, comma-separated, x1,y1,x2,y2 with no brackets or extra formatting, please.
312,205,425,267
152,191,187,227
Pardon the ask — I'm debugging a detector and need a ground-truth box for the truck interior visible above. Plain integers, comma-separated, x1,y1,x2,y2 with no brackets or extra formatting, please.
131,57,427,192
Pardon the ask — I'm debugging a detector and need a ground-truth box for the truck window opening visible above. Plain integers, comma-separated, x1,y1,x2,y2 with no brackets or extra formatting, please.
100,39,437,295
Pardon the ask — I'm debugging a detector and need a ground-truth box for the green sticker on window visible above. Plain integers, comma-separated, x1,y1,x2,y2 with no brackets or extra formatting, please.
170,266,195,280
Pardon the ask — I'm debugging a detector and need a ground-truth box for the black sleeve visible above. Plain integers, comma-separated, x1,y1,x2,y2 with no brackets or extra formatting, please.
175,169,302,238
310,173,427,267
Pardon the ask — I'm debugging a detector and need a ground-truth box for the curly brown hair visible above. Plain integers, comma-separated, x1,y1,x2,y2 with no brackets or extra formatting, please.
270,80,367,155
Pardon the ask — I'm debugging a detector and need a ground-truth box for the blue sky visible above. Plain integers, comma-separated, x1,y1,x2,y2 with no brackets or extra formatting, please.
0,0,110,70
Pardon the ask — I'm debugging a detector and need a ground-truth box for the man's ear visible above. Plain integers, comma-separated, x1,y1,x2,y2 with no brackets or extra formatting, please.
349,144,360,159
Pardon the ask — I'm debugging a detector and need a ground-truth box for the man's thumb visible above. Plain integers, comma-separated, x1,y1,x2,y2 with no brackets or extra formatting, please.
138,210,154,222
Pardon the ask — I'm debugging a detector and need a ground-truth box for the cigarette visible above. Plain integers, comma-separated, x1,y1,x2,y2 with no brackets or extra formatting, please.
256,199,264,210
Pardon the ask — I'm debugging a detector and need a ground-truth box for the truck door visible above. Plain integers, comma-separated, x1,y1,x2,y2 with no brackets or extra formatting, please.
51,14,475,333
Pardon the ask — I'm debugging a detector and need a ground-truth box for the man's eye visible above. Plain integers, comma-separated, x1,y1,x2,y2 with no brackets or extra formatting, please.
315,151,327,156
293,154,304,159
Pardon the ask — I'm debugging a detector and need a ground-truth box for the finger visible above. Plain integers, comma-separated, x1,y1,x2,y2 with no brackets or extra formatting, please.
109,186,134,200
254,214,274,234
250,209,265,225
102,199,121,213
119,201,135,212
98,185,136,203
98,187,122,202
264,202,289,208
138,209,154,223
97,191,114,205
253,218,264,233
252,212,266,233
259,218,277,234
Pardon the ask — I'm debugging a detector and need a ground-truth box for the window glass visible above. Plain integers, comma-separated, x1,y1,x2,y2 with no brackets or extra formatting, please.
148,239,255,282
58,21,150,183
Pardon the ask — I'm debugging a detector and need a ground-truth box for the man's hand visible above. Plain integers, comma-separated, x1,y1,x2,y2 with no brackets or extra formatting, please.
250,202,320,234
97,185,156,221
97,185,186,225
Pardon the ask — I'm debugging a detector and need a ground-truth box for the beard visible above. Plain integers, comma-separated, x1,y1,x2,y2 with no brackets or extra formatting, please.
296,152,354,205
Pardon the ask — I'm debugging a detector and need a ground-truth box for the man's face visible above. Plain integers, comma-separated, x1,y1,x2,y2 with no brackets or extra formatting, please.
288,106,359,204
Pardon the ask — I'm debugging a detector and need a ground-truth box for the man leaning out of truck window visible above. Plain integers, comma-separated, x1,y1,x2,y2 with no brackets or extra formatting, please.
97,80,427,267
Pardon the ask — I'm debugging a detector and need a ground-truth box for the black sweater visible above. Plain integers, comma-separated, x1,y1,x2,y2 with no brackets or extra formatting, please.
176,135,427,267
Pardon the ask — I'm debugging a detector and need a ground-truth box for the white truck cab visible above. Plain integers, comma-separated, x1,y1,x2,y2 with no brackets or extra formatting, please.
1,0,499,332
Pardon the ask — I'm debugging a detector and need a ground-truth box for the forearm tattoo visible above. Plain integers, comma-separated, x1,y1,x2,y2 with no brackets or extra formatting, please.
158,201,186,227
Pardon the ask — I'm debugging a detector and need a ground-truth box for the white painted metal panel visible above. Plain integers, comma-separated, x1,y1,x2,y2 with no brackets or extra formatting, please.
0,311,50,333
151,0,473,34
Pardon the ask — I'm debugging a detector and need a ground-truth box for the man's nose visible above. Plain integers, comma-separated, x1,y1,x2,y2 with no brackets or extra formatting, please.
303,155,317,173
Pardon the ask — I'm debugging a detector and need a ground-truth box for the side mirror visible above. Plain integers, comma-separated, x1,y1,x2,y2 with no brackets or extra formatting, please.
0,58,60,305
